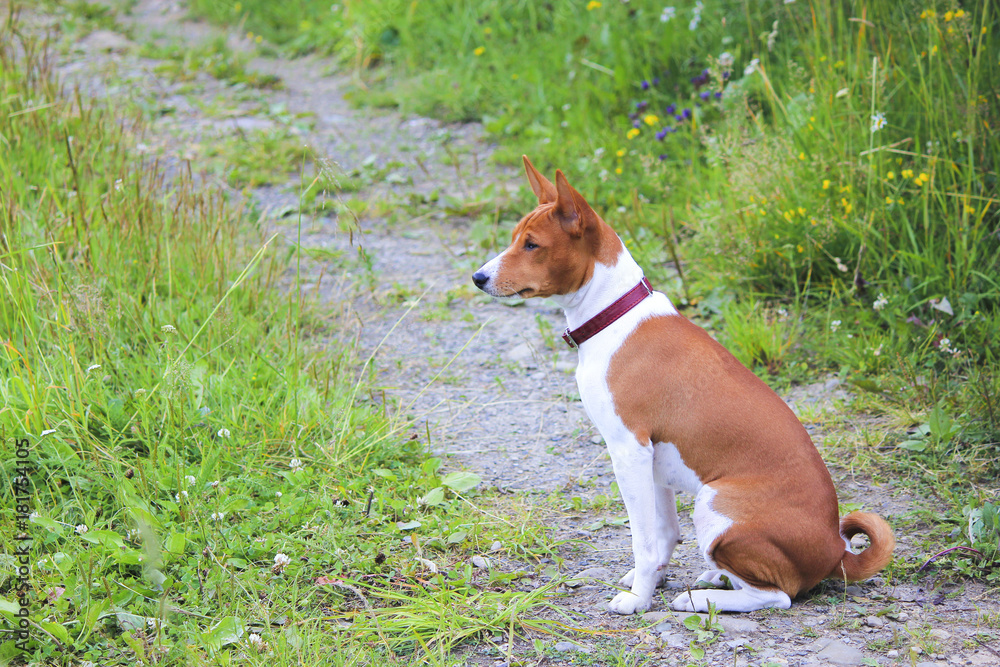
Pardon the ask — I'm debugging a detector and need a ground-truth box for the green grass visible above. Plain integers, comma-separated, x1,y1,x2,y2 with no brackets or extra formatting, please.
0,14,557,666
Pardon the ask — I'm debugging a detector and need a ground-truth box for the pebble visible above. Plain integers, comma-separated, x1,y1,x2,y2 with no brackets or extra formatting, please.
816,639,865,666
845,585,863,596
865,615,884,628
471,555,489,569
590,435,603,445
887,650,898,658
928,628,950,641
489,540,502,552
554,641,590,653
658,632,687,649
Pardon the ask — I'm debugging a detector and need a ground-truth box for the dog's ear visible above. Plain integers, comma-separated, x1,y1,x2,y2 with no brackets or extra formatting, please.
523,155,556,204
554,169,586,237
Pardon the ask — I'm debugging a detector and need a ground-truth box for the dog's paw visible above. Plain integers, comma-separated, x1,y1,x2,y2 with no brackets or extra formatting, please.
618,568,635,587
608,591,651,615
669,590,706,613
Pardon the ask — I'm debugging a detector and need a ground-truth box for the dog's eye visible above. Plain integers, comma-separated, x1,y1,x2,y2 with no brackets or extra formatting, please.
524,241,538,251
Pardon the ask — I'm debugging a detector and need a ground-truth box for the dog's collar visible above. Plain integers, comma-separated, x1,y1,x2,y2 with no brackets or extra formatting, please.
562,277,653,348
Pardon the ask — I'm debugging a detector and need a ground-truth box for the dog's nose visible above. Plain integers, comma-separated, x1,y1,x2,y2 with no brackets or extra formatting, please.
472,271,489,289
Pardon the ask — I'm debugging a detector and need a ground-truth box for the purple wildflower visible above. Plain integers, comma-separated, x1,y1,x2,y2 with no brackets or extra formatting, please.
714,91,722,99
652,77,660,85
675,114,684,122
632,120,641,129
636,101,648,110
655,128,667,141
658,154,668,161
699,90,711,101
682,108,692,119
723,71,730,80
665,103,676,115
641,80,650,90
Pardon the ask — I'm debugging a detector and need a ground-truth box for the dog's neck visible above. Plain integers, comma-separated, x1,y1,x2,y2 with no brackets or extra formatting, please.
550,241,645,331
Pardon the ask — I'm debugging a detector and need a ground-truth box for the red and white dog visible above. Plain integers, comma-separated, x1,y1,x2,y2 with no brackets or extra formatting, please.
472,156,894,614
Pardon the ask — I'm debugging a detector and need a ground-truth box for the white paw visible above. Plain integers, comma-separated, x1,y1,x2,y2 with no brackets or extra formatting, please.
608,591,651,615
670,590,706,612
619,568,635,587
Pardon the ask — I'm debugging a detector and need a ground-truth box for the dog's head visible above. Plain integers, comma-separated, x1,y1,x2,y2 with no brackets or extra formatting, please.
472,156,622,299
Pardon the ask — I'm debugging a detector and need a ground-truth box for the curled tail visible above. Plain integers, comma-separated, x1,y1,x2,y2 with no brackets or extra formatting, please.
828,511,896,582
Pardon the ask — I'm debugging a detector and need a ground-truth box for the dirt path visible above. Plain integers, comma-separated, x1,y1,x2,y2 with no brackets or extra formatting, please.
35,2,1000,665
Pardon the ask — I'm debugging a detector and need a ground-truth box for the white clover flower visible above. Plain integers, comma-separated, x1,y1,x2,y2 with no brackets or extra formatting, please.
289,458,305,472
871,112,887,132
718,51,734,68
175,490,188,502
75,524,89,534
939,338,954,354
185,475,196,486
86,364,101,373
834,257,849,273
660,6,676,22
873,344,883,357
830,320,841,333
211,511,226,521
210,480,220,488
744,58,760,76
272,552,292,574
593,147,605,158
134,388,146,395
873,293,889,311
127,528,141,541
217,428,231,438
248,633,266,652
275,491,282,498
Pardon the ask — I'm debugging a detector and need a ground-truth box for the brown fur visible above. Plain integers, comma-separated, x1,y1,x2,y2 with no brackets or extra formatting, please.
606,313,894,597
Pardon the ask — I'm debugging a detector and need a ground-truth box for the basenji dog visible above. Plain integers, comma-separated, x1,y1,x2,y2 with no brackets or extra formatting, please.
472,156,895,614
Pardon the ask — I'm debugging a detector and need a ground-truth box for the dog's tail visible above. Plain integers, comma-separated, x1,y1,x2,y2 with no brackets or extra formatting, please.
827,511,896,582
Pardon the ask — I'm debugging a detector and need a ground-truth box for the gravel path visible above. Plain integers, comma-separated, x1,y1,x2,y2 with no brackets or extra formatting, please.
37,2,1000,664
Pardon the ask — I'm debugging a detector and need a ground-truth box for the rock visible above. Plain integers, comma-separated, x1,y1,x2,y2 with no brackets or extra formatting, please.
471,555,489,569
641,611,672,624
887,650,898,658
805,637,833,652
865,615,884,628
928,628,950,641
565,567,612,587
489,540,502,552
845,585,863,596
553,641,589,653
816,640,865,665
590,435,603,445
658,632,687,649
504,342,538,368
673,612,759,636
554,360,575,373
915,663,944,667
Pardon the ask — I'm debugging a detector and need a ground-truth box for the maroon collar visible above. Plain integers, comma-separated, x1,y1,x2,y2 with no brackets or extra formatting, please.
562,277,653,348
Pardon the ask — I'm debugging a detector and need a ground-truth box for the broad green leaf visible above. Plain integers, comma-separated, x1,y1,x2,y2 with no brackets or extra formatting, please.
396,520,421,531
200,616,244,652
441,471,481,493
420,487,446,507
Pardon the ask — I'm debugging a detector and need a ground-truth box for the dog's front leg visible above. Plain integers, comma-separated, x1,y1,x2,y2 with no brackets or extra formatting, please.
606,437,660,614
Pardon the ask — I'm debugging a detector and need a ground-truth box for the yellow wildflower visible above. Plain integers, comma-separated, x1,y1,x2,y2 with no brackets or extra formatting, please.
944,10,954,21
255,34,262,43
587,0,601,10
783,211,793,221
885,196,895,205
234,1,242,11
797,245,804,253
643,114,659,126
511,73,519,79
616,149,626,157
965,205,976,215
484,27,493,35
956,9,966,18
798,152,805,161
931,45,938,55
822,180,831,190
886,171,895,180
841,198,853,214
918,172,930,184
615,167,623,174
839,184,851,193
474,46,485,56
798,207,806,216
626,128,640,140
902,169,914,179
759,209,766,215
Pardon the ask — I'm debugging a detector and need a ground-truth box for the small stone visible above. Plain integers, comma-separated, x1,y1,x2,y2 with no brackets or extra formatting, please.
590,435,603,445
816,639,865,666
553,641,589,653
658,632,686,649
928,628,950,641
565,566,612,587
716,615,760,636
489,540,502,552
887,650,898,658
845,585,863,596
865,615,884,628
471,555,489,569
554,360,576,373
894,611,909,622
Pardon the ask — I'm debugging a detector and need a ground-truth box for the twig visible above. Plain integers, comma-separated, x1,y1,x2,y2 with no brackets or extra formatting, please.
916,545,985,572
